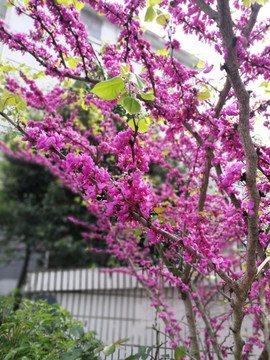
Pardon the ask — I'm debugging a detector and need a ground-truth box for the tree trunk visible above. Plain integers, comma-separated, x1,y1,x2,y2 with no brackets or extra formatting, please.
13,243,31,311
232,298,245,360
181,289,201,360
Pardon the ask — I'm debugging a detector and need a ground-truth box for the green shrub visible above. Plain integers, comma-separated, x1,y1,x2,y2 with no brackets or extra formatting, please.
0,297,103,360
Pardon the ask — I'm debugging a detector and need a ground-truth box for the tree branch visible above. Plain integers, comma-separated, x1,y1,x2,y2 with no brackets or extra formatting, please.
130,211,240,295
243,3,262,41
0,112,28,137
190,283,224,360
183,122,204,146
197,77,231,212
258,273,270,358
217,1,261,357
0,26,100,85
191,0,218,21
181,288,202,360
218,0,260,286
197,137,214,212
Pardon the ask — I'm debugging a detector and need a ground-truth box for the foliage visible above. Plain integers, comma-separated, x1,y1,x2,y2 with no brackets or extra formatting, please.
0,297,103,360
125,346,155,360
0,0,270,359
0,154,111,270
0,296,147,360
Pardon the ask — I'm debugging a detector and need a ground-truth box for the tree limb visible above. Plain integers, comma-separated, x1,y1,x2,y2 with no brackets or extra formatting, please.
181,288,202,360
130,211,240,295
190,283,224,360
243,3,262,41
191,0,218,21
217,1,261,357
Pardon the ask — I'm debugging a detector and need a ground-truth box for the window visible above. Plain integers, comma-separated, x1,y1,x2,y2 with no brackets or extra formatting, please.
0,3,7,20
80,9,102,42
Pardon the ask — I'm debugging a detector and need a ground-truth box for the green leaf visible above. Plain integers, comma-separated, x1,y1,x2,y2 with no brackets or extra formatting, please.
137,117,151,133
5,1,13,8
174,346,186,359
154,207,166,214
128,117,150,133
4,347,29,360
134,74,147,90
91,77,125,101
68,58,77,69
141,92,155,100
243,0,251,7
6,96,16,107
134,228,142,238
144,6,156,22
73,0,85,10
156,14,170,26
103,344,116,356
256,0,269,4
147,0,163,5
260,81,270,94
138,118,151,133
128,118,137,132
1,65,13,72
120,63,130,78
60,349,82,360
123,97,141,114
70,325,84,337
1,91,20,110
32,70,46,79
157,48,169,56
197,88,210,101
138,346,155,360
2,92,16,107
2,91,11,101
117,93,128,105
15,94,27,111
197,60,204,69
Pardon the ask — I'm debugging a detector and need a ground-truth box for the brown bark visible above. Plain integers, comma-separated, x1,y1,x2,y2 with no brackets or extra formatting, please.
231,298,245,360
258,274,270,358
181,289,202,360
191,283,224,360
197,76,231,212
258,346,269,360
217,1,261,358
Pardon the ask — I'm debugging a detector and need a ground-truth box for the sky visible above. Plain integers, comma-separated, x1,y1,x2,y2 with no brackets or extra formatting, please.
140,2,270,145
141,2,270,61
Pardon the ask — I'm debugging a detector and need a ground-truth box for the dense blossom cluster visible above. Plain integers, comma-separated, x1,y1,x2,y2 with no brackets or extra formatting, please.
1,0,270,358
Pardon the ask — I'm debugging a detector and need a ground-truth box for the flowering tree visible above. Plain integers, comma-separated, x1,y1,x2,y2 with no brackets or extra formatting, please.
1,0,270,358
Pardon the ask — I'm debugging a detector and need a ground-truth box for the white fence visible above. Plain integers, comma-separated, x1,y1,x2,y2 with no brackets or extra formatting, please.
25,268,260,359
25,268,179,357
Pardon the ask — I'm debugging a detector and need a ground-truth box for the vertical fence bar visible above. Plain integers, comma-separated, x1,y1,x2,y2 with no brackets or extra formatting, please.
25,268,176,360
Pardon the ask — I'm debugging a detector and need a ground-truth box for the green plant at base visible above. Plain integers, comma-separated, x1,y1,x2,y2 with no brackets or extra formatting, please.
125,346,155,360
0,297,103,360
